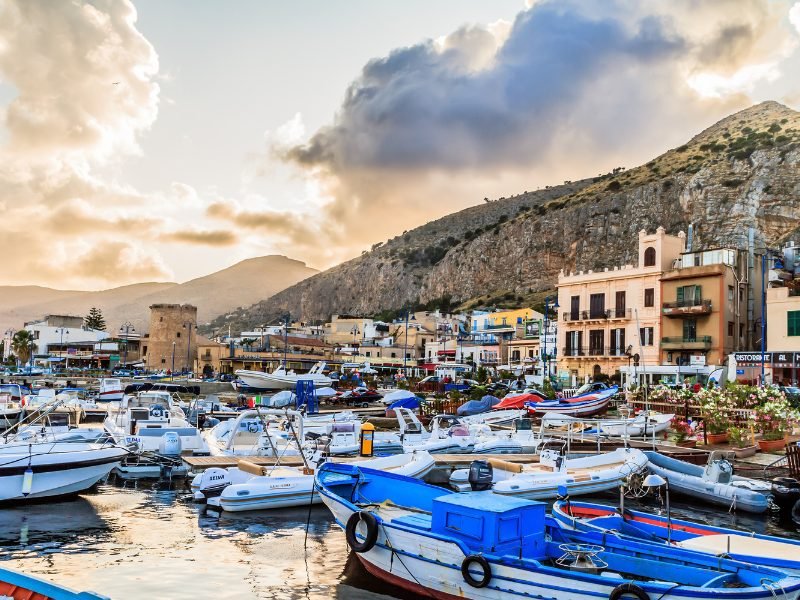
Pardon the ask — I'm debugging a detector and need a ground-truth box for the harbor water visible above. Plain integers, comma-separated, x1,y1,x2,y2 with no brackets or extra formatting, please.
1,477,798,599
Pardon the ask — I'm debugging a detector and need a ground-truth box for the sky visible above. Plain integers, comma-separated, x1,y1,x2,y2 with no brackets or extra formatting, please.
0,0,799,290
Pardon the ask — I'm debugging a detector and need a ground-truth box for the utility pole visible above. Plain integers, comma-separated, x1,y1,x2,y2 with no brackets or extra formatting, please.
403,308,410,378
761,252,767,386
183,321,193,379
283,313,290,369
119,322,134,367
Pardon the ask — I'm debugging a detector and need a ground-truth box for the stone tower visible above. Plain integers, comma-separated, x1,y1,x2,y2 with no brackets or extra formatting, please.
144,304,198,373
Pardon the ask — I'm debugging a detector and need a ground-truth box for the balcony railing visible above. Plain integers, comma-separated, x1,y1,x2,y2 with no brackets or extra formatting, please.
562,346,631,357
662,299,712,317
661,336,712,348
563,312,580,322
609,307,632,319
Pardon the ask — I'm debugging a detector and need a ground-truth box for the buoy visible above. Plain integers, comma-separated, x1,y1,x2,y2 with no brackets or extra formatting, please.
21,466,33,496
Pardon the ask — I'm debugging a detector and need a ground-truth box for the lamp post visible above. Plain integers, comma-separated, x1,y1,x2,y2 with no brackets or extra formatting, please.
543,296,559,382
282,313,290,369
403,308,410,378
171,341,176,381
643,473,671,543
54,327,69,370
119,322,134,367
760,251,767,386
351,325,360,353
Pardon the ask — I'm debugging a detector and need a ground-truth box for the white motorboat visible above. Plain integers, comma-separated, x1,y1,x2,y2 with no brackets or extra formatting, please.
104,390,209,454
460,408,527,428
541,411,675,438
235,361,332,390
98,378,124,402
0,440,127,502
193,451,436,512
449,447,648,498
0,390,24,430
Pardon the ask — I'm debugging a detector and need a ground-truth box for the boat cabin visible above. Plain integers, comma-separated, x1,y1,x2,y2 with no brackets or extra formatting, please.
431,492,548,558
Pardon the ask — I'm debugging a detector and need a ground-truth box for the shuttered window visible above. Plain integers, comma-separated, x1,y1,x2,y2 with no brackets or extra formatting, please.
789,311,800,337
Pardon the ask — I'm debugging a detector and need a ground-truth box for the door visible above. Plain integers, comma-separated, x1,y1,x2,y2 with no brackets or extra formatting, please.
590,294,606,318
683,318,697,341
615,291,626,317
570,296,580,320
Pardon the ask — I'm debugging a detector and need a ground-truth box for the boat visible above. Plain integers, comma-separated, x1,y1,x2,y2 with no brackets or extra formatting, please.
492,391,546,410
194,451,435,512
234,361,332,390
315,463,800,600
449,447,648,498
552,498,800,573
202,409,302,457
0,565,108,599
0,440,127,502
456,395,500,416
644,450,772,513
528,385,618,417
104,390,209,455
459,409,526,428
0,387,24,430
98,377,124,402
541,411,674,438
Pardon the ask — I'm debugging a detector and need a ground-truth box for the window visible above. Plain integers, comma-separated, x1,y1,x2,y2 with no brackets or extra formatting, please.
589,330,604,355
683,318,697,341
677,285,702,306
570,296,580,320
789,311,800,336
176,332,181,338
589,293,606,318
639,327,654,346
644,246,656,267
566,331,582,356
644,288,654,307
727,321,734,336
365,351,371,357
159,317,163,322
610,328,625,355
728,286,734,302
615,291,626,316
390,352,396,358
739,324,744,339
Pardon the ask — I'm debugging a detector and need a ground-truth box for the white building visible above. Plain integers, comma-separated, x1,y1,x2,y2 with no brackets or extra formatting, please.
24,315,109,360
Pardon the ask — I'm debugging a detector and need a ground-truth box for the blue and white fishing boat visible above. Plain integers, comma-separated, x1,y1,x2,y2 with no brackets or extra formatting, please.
315,463,800,600
645,451,771,513
552,499,800,574
0,564,107,599
527,385,618,417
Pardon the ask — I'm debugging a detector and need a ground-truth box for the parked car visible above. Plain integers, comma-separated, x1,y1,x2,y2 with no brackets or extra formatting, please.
781,385,800,407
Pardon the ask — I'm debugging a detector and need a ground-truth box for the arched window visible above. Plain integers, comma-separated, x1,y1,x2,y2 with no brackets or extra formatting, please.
644,247,656,267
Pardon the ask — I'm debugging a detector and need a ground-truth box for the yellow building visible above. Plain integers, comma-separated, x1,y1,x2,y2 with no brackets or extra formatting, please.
766,286,800,384
557,228,685,383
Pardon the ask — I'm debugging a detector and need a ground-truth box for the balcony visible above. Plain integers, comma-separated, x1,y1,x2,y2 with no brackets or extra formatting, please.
562,346,631,358
581,309,610,322
661,336,712,350
609,307,632,320
662,299,712,317
563,312,581,323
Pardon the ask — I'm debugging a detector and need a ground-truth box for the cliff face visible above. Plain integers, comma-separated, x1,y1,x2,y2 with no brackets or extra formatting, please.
214,101,800,332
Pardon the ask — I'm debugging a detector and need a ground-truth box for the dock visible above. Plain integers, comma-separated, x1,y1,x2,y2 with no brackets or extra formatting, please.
182,453,541,471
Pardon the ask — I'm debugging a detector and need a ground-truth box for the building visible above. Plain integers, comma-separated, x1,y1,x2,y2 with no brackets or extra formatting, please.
23,314,111,368
760,286,800,385
142,304,197,373
557,228,686,384
660,247,752,369
470,308,542,343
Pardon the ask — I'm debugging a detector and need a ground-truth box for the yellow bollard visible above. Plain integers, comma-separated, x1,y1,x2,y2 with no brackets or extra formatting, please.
360,422,375,457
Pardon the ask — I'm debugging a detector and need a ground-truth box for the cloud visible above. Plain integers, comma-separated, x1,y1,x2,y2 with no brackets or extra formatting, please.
791,2,800,34
69,242,172,284
206,200,320,247
269,0,798,267
162,229,238,246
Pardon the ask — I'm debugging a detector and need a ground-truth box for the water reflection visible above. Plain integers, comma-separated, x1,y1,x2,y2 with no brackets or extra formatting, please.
0,478,796,600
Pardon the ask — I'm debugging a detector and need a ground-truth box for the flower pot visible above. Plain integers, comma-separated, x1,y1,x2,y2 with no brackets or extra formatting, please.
705,432,728,444
733,445,758,458
675,439,697,448
757,437,787,452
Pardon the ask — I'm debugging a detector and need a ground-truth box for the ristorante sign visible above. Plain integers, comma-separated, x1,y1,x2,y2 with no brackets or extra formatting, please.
733,352,800,366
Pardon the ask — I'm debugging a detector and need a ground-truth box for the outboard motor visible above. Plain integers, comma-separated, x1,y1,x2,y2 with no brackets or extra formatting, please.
202,417,220,429
705,458,733,484
158,431,182,456
771,477,800,513
468,460,493,491
194,467,232,502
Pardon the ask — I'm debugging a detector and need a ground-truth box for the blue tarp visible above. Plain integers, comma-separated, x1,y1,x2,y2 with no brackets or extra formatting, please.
388,396,422,411
456,395,500,416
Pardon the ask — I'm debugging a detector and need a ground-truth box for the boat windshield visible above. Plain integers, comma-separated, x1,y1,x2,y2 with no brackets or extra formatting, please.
129,393,172,408
0,384,26,396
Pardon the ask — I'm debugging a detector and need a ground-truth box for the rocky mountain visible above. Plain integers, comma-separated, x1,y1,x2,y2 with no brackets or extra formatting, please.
213,101,800,332
0,255,316,333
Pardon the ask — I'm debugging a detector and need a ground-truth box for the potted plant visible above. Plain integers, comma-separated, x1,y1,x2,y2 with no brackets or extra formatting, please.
697,387,734,444
728,426,758,458
669,415,695,447
751,392,797,452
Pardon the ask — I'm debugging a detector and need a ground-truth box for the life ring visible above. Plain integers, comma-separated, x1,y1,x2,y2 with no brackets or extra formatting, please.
792,498,800,526
345,511,378,553
461,554,492,588
610,583,650,600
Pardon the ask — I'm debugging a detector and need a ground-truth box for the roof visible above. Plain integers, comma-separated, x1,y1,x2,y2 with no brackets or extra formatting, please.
268,334,326,347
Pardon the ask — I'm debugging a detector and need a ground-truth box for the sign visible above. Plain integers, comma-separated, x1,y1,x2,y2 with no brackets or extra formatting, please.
109,354,120,361
736,369,745,375
523,319,541,339
733,352,770,365
772,352,794,367
689,355,706,366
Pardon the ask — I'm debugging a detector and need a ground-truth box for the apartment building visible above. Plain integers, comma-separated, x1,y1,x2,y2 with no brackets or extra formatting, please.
557,228,685,383
660,247,751,368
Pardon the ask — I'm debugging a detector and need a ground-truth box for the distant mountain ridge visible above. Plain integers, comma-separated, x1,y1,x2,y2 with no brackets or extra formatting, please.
0,255,317,333
214,101,800,332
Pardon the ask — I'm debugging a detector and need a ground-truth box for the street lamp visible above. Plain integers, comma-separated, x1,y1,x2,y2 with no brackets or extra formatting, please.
543,296,559,382
351,325,360,352
171,341,176,381
119,322,134,367
55,327,69,370
643,473,671,543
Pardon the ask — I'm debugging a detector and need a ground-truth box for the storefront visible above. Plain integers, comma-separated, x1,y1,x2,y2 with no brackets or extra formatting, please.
732,352,799,386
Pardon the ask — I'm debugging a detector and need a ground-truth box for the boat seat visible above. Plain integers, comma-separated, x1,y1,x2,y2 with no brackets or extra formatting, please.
232,432,262,445
488,458,524,473
678,534,796,560
238,459,267,476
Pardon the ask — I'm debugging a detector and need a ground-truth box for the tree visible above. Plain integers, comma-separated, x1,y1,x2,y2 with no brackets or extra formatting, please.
12,330,35,365
84,307,106,331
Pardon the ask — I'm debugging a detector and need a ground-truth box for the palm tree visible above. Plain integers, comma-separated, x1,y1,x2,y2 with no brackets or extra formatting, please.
12,330,35,366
